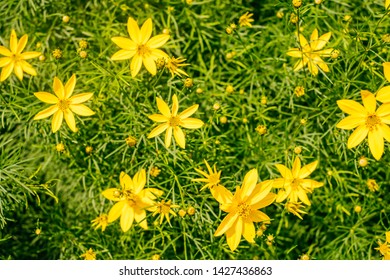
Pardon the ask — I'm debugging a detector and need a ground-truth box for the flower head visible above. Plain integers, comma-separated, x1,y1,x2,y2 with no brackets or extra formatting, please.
81,248,96,260
336,90,390,160
33,74,95,133
193,160,222,191
150,200,179,225
375,232,390,260
270,157,323,206
285,202,307,219
287,28,333,75
367,179,379,192
91,214,109,232
147,94,204,149
239,12,254,27
0,29,41,81
102,169,163,232
111,18,170,77
165,56,189,77
214,169,276,251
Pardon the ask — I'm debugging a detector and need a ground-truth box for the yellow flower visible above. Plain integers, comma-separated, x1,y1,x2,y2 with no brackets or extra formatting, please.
147,94,204,149
33,74,95,133
239,12,254,27
214,169,276,251
378,62,390,102
111,18,170,77
375,232,390,260
336,90,390,160
386,0,390,9
81,248,96,260
287,28,333,76
165,56,189,77
102,169,163,232
193,160,221,191
270,157,323,206
285,202,307,219
91,214,109,232
367,179,379,192
0,29,41,81
150,200,179,225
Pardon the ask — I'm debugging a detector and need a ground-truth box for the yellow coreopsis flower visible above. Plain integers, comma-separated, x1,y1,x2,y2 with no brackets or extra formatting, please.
386,0,390,9
91,214,109,232
147,94,204,149
377,62,390,104
270,157,323,206
214,169,276,251
375,232,390,260
33,74,95,133
336,90,390,160
287,28,333,75
111,17,170,77
239,12,254,27
150,200,180,225
0,29,41,81
165,56,189,77
102,169,163,232
81,248,96,260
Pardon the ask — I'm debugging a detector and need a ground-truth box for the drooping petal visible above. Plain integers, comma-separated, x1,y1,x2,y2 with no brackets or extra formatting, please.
16,34,28,54
148,123,169,138
0,57,11,67
0,62,14,81
173,126,186,148
64,74,76,99
165,126,172,148
69,104,95,116
69,92,94,104
127,17,141,44
214,212,238,236
337,100,366,116
240,169,258,200
120,171,134,191
347,125,369,149
19,60,37,76
376,86,390,103
120,203,135,232
111,37,137,50
142,55,157,75
19,51,41,60
148,114,168,122
34,92,58,104
53,77,65,99
51,110,64,133
140,18,153,44
64,109,77,132
179,104,199,119
226,218,242,251
0,46,12,56
10,30,18,54
180,118,204,129
298,160,318,179
361,90,376,113
147,34,170,49
107,201,125,222
242,220,256,243
336,115,366,130
13,62,23,80
111,49,136,61
33,105,58,120
275,164,293,179
133,169,146,194
130,55,142,77
368,129,384,160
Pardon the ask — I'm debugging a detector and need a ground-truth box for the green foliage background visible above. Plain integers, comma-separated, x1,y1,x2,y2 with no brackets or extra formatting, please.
0,0,389,260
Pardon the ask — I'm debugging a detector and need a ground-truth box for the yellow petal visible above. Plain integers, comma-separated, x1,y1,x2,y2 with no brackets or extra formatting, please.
247,181,273,206
347,125,368,149
111,37,137,50
314,56,329,73
120,204,135,232
275,163,293,179
308,60,318,76
242,220,255,243
250,210,271,223
33,105,58,120
361,90,376,113
380,124,390,142
215,212,238,237
120,171,134,191
156,97,171,117
142,55,156,76
251,192,276,210
127,17,141,43
130,55,142,77
133,169,146,194
149,49,169,60
140,18,152,44
0,46,12,56
293,59,306,72
147,34,170,49
226,218,242,251
172,94,179,116
14,62,23,80
64,74,76,99
376,86,390,103
180,118,204,129
240,169,258,200
111,49,136,61
276,189,288,203
68,92,93,105
10,30,18,54
51,110,63,133
108,201,125,223
53,77,65,99
20,60,37,76
165,126,172,148
313,32,331,51
179,104,198,119
292,157,301,178
134,208,147,230
102,188,122,201
69,104,95,116
0,57,11,67
298,160,318,179
64,109,77,132
336,115,366,130
16,34,28,54
173,126,186,148
286,48,303,58
211,185,233,205
34,92,58,104
0,62,14,81
148,114,168,122
368,129,384,160
337,100,366,116
298,33,309,49
297,189,311,206
310,29,319,47
387,0,390,9
148,123,168,138
19,51,41,60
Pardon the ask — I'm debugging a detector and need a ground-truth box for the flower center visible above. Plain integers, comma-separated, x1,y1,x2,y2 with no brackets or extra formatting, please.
237,202,251,218
157,201,171,214
57,99,69,111
123,189,136,205
137,44,151,56
291,179,302,190
10,54,20,61
366,114,381,130
169,116,181,127
208,174,220,187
